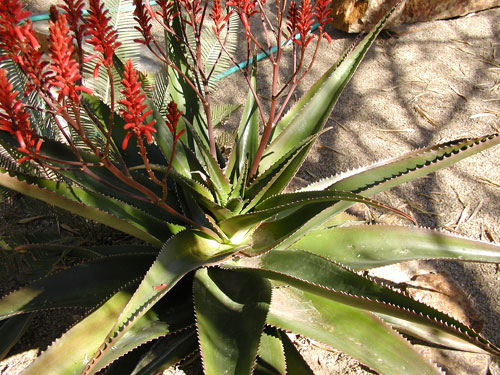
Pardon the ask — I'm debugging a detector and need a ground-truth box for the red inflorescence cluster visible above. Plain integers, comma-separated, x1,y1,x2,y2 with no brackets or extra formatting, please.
58,0,86,44
210,0,232,36
0,0,49,93
0,69,42,163
287,0,333,45
154,0,180,25
288,0,314,47
226,0,264,37
85,0,121,77
118,60,157,150
165,100,185,141
133,0,154,45
48,13,92,103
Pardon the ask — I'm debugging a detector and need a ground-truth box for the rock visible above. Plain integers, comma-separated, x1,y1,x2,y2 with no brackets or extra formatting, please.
331,0,500,33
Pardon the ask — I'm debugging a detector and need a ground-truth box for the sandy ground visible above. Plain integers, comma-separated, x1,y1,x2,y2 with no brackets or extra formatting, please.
2,1,500,374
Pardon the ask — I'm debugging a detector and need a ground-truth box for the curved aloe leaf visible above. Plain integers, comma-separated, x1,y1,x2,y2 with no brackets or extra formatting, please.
187,121,231,204
226,61,259,183
243,133,322,212
257,329,286,375
0,314,33,361
0,170,182,245
0,254,154,320
292,224,500,270
304,134,500,195
227,250,500,356
258,8,394,174
279,329,314,375
256,327,313,375
267,287,443,375
131,329,198,375
194,267,271,375
222,190,410,240
83,230,240,375
82,297,194,374
254,134,500,252
22,290,133,375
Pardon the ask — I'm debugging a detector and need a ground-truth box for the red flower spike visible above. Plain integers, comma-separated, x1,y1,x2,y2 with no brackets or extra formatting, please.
155,0,180,24
226,0,265,37
178,0,203,26
0,69,42,162
314,0,332,27
85,0,121,72
133,0,154,45
48,13,92,103
165,100,183,140
286,1,298,37
58,0,86,43
287,0,314,47
210,0,232,36
118,60,157,150
0,0,49,93
314,0,333,43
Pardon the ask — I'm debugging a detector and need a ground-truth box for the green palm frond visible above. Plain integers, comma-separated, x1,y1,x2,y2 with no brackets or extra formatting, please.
0,54,55,139
107,0,143,64
151,65,171,115
83,0,143,104
202,12,239,92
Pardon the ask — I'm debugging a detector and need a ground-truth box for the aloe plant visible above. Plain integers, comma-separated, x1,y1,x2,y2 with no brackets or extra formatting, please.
1,0,500,374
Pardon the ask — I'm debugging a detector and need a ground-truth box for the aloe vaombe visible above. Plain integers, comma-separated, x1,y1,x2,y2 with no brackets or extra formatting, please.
0,0,500,374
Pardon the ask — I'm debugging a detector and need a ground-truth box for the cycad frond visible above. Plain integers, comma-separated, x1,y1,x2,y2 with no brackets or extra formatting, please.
83,0,143,104
0,53,55,139
151,65,171,115
203,12,239,92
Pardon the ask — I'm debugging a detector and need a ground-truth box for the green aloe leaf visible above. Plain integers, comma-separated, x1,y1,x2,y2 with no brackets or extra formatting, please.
256,328,286,375
0,172,184,246
279,329,314,375
226,61,259,184
131,329,198,375
259,7,394,174
266,134,500,251
0,170,166,246
303,134,500,196
81,294,194,374
0,254,154,320
243,133,321,213
292,224,500,270
221,190,410,240
267,287,443,375
0,314,33,361
187,121,232,204
22,290,133,375
227,250,500,356
194,267,271,375
83,230,240,375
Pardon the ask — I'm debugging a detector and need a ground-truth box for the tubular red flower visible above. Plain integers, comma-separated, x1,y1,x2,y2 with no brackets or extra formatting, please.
48,13,92,103
155,0,180,24
0,0,48,93
165,100,184,140
85,0,121,74
118,60,157,150
178,0,203,26
210,0,232,36
314,0,333,43
294,0,315,47
226,0,264,36
133,0,154,45
0,68,42,162
314,0,332,27
58,0,86,44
